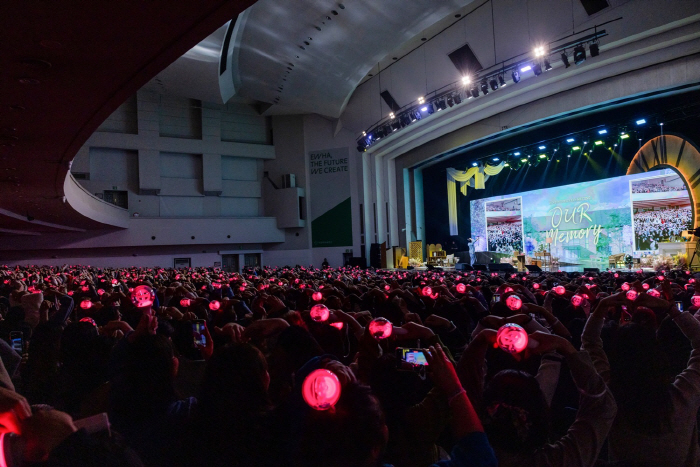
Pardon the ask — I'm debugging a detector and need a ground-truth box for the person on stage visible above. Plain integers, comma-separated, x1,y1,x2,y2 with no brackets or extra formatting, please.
467,237,476,267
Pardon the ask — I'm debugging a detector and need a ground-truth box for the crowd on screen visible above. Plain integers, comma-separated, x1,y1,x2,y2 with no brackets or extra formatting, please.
485,204,520,212
632,180,687,193
487,221,524,254
634,206,692,250
1,263,700,466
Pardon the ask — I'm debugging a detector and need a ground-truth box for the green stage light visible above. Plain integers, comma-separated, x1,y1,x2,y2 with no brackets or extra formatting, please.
620,133,629,139
572,146,581,150
539,154,546,159
594,140,604,145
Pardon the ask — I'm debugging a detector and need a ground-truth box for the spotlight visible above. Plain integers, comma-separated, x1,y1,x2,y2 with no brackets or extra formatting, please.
472,162,478,167
492,157,500,161
590,43,599,57
446,95,454,107
539,154,547,159
461,76,471,85
572,146,581,150
504,162,510,167
480,79,489,95
511,70,521,83
389,112,395,119
418,96,425,104
489,78,499,91
594,140,604,145
573,45,586,64
566,138,575,143
426,103,434,115
544,59,552,71
620,133,629,139
470,86,479,98
598,129,607,134
636,119,646,125
520,65,532,73
498,75,506,87
421,106,428,112
533,63,542,76
513,152,521,156
362,131,366,136
399,114,410,128
538,145,546,150
520,158,528,163
534,46,545,57
436,99,447,111
392,119,401,131
561,52,570,68
453,93,462,104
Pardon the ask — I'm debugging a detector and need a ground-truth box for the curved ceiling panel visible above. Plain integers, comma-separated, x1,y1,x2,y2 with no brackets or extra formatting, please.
0,0,256,234
230,0,475,118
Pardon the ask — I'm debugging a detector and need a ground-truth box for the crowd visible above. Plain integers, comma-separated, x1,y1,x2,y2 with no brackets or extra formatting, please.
485,204,520,212
633,206,692,250
487,221,523,253
0,263,699,466
632,181,687,193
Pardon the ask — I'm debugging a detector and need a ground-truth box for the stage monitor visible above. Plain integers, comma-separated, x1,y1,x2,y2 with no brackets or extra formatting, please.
470,169,692,270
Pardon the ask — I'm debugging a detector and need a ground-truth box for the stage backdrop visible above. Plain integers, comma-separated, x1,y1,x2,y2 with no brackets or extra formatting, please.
308,147,352,248
470,168,692,269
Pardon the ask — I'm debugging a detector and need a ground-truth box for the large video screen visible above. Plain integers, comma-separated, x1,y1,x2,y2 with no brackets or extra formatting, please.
470,169,692,269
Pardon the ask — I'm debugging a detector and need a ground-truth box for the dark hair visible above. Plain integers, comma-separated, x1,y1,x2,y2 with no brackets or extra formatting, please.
483,369,549,453
290,382,386,467
609,323,673,434
198,343,270,422
110,334,176,427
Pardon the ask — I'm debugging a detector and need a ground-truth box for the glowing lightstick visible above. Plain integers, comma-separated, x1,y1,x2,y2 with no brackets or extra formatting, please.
614,273,619,278
691,278,696,284
657,276,664,282
209,300,221,311
503,286,514,294
368,317,393,339
384,285,390,291
505,294,522,311
97,289,105,296
642,283,650,290
533,283,540,289
621,282,630,291
278,282,283,286
496,323,529,354
79,317,97,327
553,285,566,295
180,298,191,307
310,304,330,322
647,288,661,298
81,286,89,292
111,279,118,285
422,286,432,297
130,285,155,308
239,286,246,292
686,270,691,275
312,291,323,301
302,369,342,411
692,295,700,307
571,294,584,307
80,299,93,310
456,283,466,294
626,290,638,301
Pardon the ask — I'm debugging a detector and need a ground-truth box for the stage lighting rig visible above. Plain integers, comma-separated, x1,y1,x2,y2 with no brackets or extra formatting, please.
489,78,499,91
480,79,489,95
561,52,570,68
573,45,586,64
590,42,600,57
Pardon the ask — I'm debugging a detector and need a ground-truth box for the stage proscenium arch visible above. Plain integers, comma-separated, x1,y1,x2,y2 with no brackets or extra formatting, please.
627,135,700,227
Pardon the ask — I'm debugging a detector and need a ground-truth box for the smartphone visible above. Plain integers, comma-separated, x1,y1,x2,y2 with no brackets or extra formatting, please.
9,331,23,354
493,294,501,303
676,301,684,312
192,320,206,347
396,347,429,366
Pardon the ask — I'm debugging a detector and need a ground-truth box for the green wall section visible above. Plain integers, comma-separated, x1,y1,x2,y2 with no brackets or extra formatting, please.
312,197,352,247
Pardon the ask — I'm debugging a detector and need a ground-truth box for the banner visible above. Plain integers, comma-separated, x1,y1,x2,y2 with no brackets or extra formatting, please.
308,147,352,248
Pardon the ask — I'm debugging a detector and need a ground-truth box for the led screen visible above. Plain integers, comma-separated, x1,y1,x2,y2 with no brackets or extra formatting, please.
470,169,692,269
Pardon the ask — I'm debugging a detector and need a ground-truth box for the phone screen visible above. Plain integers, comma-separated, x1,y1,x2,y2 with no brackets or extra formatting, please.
10,332,23,353
192,321,206,347
493,294,501,303
676,301,684,312
397,348,429,366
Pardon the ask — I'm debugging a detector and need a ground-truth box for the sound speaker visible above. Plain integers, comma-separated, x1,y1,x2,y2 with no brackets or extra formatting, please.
473,264,488,271
489,263,516,272
525,265,542,272
583,268,600,273
369,244,381,269
348,257,365,268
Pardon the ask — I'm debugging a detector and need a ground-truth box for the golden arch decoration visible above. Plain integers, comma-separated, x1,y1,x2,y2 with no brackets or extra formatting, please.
627,134,700,225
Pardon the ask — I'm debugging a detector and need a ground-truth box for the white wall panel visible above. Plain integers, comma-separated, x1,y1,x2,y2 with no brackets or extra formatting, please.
160,152,202,178
97,95,138,134
221,156,258,180
159,197,205,217
221,103,269,143
220,198,260,217
159,96,202,139
221,180,261,198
